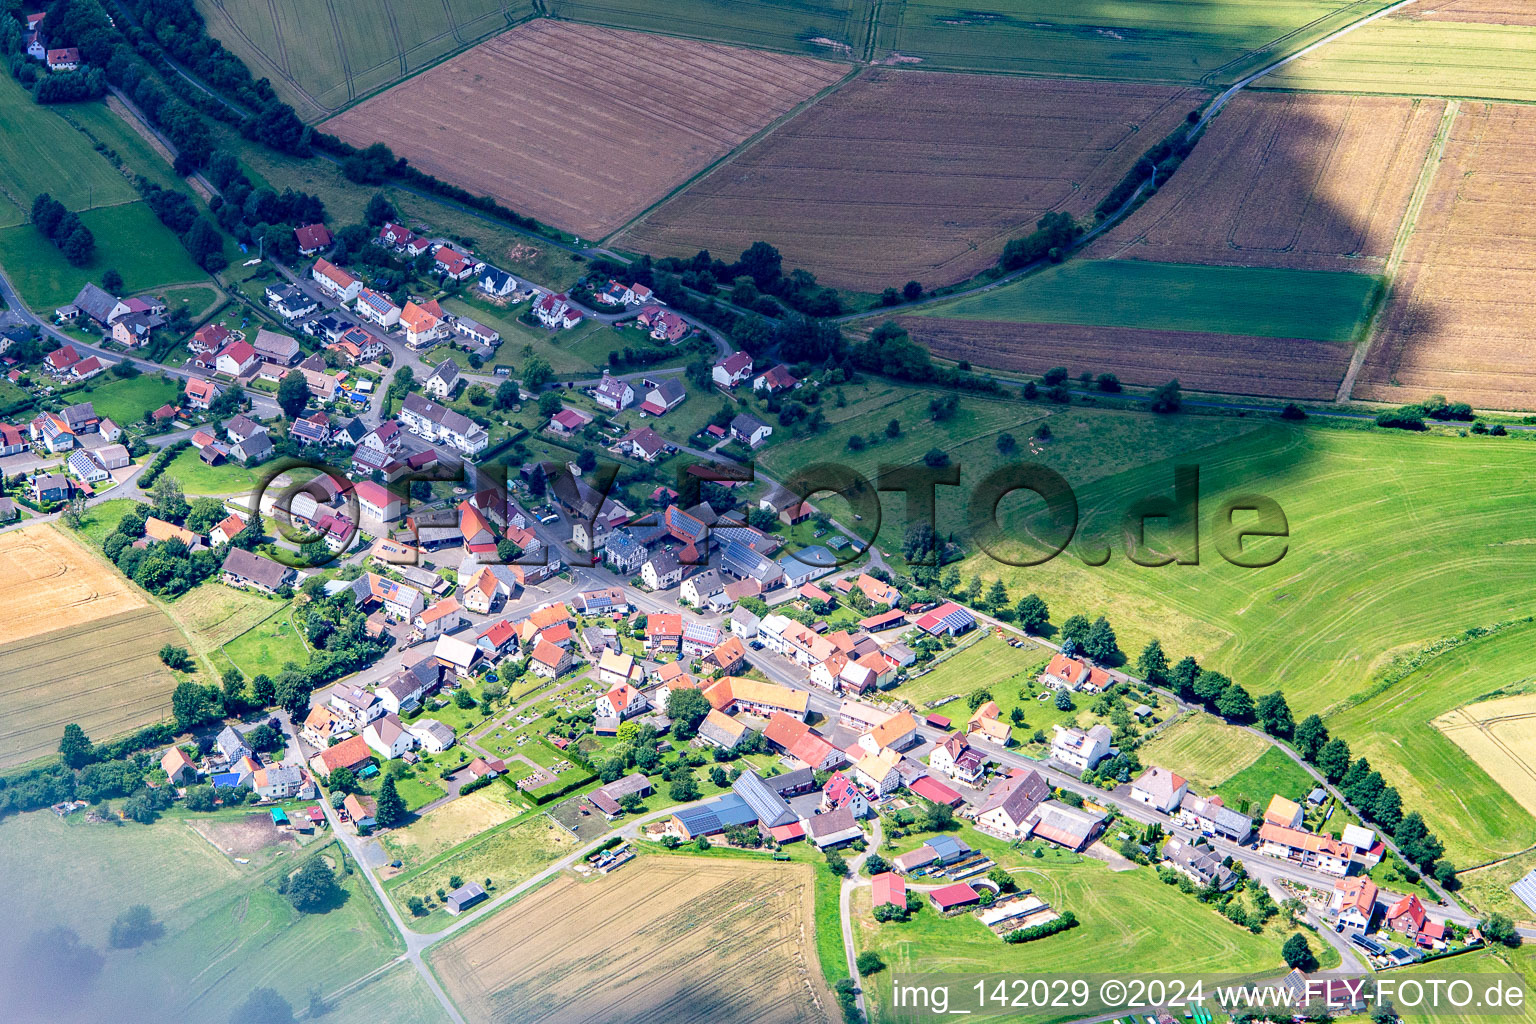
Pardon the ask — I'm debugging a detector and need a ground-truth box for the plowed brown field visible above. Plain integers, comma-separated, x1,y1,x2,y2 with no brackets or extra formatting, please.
617,69,1197,291
901,317,1354,399
1356,102,1536,410
322,20,845,239
432,856,832,1024
1415,0,1536,26
1092,92,1444,273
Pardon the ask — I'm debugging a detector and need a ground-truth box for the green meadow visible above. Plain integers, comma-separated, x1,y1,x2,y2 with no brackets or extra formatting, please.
1325,618,1536,864
0,78,138,227
0,203,209,310
915,260,1381,342
548,0,866,57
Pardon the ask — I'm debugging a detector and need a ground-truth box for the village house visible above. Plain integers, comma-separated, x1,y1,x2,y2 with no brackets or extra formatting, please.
413,597,462,641
1050,723,1113,771
190,322,232,356
527,639,573,679
355,289,402,328
400,300,448,349
763,713,845,772
1129,766,1189,813
220,547,294,595
1264,794,1306,829
215,341,258,378
713,351,754,389
638,377,686,416
399,394,489,454
753,364,798,394
363,713,417,760
312,258,362,303
252,328,302,366
820,771,870,817
434,247,479,280
1177,794,1254,842
928,735,987,786
1257,823,1352,877
730,413,773,448
410,719,456,754
966,701,1011,746
478,266,517,298
310,734,373,778
46,46,80,70
975,769,1052,839
852,746,903,795
703,675,809,721
264,284,317,321
423,359,460,400
593,375,634,412
1162,837,1236,891
1331,876,1379,933
294,223,332,255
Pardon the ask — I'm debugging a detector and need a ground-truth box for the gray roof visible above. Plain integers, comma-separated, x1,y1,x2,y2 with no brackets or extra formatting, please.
446,882,486,908
401,393,486,442
645,549,679,575
647,378,685,406
222,547,293,591
766,766,814,794
234,432,274,463
731,413,769,435
599,773,652,800
428,359,459,386
685,568,724,595
216,726,249,757
253,328,301,361
72,283,120,323
977,769,1049,823
1163,838,1234,889
806,805,858,839
731,606,761,629
731,770,797,828
412,720,455,745
61,401,97,430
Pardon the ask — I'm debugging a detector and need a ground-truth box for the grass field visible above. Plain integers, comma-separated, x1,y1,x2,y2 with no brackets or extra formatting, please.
937,413,1536,863
379,788,520,870
220,603,309,678
195,0,540,120
81,374,182,426
0,78,138,227
0,202,209,311
1458,849,1536,926
756,383,1257,564
59,98,190,196
431,854,834,1024
163,444,258,495
1262,13,1536,101
1397,947,1536,1024
385,814,575,929
855,830,1325,1024
1211,746,1316,816
1326,618,1536,864
871,0,1398,84
1137,712,1269,789
0,812,402,1021
915,260,1382,343
321,963,452,1024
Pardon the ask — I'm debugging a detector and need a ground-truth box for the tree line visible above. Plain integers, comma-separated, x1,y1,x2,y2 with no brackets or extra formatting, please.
30,193,94,265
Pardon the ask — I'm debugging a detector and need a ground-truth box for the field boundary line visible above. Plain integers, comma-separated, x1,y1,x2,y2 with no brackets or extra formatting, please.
1335,98,1458,402
600,64,865,247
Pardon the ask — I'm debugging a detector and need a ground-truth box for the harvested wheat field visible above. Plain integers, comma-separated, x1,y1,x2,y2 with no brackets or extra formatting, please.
433,856,833,1024
901,318,1353,399
1434,693,1536,818
617,68,1197,291
323,20,845,239
0,525,148,643
1356,102,1536,409
0,605,183,769
1092,92,1445,273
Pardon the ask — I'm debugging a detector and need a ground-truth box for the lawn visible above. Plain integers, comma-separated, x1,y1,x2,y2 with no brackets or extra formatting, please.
1397,947,1536,1024
80,374,181,426
1458,848,1536,926
163,444,258,494
221,603,310,678
0,202,209,311
916,260,1383,343
384,813,576,930
1138,712,1269,790
1211,746,1317,818
71,496,141,547
318,963,452,1024
0,811,402,1021
358,766,445,813
0,78,138,228
1325,617,1536,865
1262,17,1536,103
